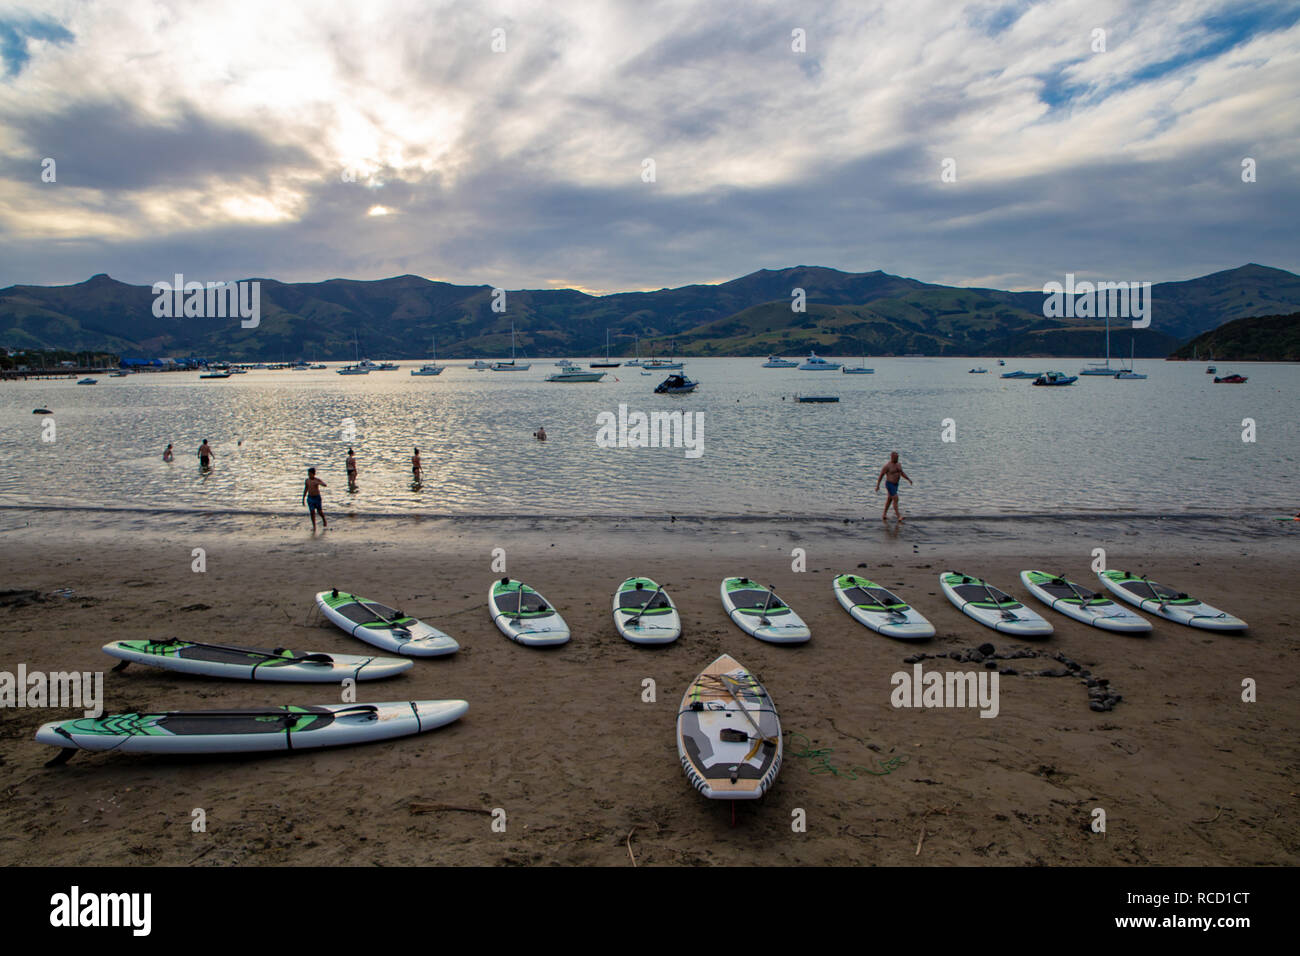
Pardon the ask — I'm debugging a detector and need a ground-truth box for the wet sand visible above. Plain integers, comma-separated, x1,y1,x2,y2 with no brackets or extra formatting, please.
1,510,1297,866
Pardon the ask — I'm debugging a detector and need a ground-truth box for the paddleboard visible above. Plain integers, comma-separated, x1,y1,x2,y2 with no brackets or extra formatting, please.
1018,571,1152,634
1096,570,1247,630
832,573,935,639
489,578,570,646
36,700,467,758
102,638,414,681
939,571,1053,636
676,654,782,800
612,577,681,644
720,577,810,643
315,589,459,656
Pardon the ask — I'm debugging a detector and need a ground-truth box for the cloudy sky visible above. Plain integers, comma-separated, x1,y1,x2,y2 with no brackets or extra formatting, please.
0,0,1297,293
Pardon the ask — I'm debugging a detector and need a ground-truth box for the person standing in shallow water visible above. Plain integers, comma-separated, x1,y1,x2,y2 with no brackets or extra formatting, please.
163,443,173,462
346,448,357,492
875,451,912,521
411,447,422,483
302,467,328,531
198,438,214,470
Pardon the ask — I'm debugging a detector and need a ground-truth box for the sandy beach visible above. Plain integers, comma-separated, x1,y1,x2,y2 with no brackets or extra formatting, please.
1,509,1296,866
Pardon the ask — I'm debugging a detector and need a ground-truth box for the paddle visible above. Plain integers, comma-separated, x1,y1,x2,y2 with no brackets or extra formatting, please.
626,584,665,627
970,576,1018,621
1052,574,1103,609
134,637,335,665
714,673,780,772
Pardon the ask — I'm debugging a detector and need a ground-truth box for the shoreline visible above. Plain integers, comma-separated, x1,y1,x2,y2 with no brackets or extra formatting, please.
1,514,1297,866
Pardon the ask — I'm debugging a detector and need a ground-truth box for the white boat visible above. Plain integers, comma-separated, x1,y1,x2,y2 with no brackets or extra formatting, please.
798,351,841,371
1079,313,1116,375
554,359,576,367
969,367,988,374
336,365,370,375
762,355,798,368
467,359,492,371
625,334,645,366
590,329,621,368
198,371,230,379
338,332,371,374
1114,340,1146,380
410,335,445,376
546,366,606,383
76,377,97,384
841,340,873,374
491,324,531,371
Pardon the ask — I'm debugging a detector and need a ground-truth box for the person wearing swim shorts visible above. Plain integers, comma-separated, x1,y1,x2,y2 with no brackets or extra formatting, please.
302,467,328,531
412,447,422,483
875,451,912,521
346,448,357,491
198,438,214,470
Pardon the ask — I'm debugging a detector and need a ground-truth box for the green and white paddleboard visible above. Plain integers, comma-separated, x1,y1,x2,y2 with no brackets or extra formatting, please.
940,571,1053,636
612,577,681,644
1019,571,1152,634
316,589,459,656
103,638,414,681
490,578,570,646
1097,570,1246,631
36,700,467,759
832,573,935,639
720,577,810,644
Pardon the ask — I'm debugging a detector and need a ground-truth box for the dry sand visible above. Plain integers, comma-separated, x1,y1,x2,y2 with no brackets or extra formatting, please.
1,510,1296,866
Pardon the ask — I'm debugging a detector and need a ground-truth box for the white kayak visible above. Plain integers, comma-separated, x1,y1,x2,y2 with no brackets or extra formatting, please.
102,638,414,681
612,577,681,644
1097,570,1247,631
36,700,467,759
832,573,935,639
676,654,782,800
939,571,1053,636
315,589,459,657
720,577,810,643
489,578,570,646
1019,571,1152,633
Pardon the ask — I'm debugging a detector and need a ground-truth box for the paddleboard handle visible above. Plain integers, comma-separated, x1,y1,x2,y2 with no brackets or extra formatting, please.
635,582,644,590
501,577,510,585
331,588,339,598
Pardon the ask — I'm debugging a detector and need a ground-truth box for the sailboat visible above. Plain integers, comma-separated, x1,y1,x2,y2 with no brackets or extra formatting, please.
491,324,531,371
841,339,874,374
642,337,683,370
1079,314,1115,375
1114,339,1146,379
337,331,370,374
410,334,445,376
590,329,621,368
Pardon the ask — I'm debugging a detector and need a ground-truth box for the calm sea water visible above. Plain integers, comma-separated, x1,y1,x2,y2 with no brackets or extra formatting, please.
1,358,1296,518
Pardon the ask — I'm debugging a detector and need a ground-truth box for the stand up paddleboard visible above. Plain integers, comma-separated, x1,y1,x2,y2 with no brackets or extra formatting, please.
489,578,570,646
36,700,467,762
720,577,810,643
102,638,414,681
833,573,935,639
315,590,459,656
939,571,1053,636
612,577,681,644
1097,570,1247,630
1019,571,1151,633
677,655,782,800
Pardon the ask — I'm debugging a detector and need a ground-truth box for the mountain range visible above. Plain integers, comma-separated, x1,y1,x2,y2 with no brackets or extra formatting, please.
2,263,1298,361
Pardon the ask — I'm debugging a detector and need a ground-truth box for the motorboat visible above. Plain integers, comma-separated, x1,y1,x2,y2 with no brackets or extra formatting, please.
797,351,841,371
1000,370,1041,379
547,366,606,383
762,355,799,368
654,373,698,394
1032,371,1077,386
1213,374,1247,384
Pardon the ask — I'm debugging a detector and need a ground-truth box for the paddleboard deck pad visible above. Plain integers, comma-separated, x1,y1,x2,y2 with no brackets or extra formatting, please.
102,638,414,681
315,589,459,656
940,572,1053,636
833,574,935,639
36,700,467,760
1097,570,1246,630
613,577,681,644
490,578,570,646
677,655,781,800
1019,571,1152,633
720,577,811,643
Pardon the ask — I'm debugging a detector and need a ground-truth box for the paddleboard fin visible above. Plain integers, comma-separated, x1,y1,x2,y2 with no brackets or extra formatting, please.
44,748,76,768
111,660,129,672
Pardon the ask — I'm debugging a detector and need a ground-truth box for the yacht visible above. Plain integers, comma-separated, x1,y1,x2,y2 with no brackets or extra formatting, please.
467,359,492,371
410,335,445,376
798,351,842,371
762,355,798,368
546,366,606,383
491,324,531,371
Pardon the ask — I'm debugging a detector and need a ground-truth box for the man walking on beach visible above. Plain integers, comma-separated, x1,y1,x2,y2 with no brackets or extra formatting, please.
302,467,328,531
198,439,214,470
875,451,913,521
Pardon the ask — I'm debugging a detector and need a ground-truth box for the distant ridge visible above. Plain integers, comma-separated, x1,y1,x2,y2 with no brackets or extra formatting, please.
2,264,1297,360
1170,312,1300,362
